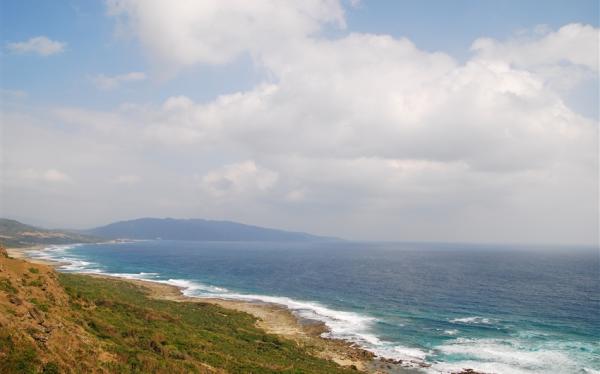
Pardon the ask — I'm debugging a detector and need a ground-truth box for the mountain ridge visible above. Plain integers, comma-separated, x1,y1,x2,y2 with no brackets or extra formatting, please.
0,217,337,245
0,218,98,248
86,217,336,242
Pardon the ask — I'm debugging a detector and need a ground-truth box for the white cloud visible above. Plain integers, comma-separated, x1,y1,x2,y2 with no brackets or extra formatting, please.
106,0,345,68
107,33,593,173
6,36,66,56
114,175,141,184
92,71,147,90
285,189,306,202
19,168,72,183
471,23,599,92
199,161,278,198
471,23,599,71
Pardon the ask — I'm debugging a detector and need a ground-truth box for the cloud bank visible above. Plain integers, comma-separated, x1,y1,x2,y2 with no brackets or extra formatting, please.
1,1,597,244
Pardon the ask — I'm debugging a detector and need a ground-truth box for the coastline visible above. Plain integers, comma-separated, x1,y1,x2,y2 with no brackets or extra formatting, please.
90,274,379,371
5,245,51,264
6,245,418,373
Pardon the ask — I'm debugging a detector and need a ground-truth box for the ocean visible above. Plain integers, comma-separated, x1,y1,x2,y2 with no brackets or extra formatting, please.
30,240,599,373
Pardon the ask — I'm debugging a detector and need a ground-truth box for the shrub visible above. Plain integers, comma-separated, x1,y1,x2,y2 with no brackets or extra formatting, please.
0,278,17,294
0,333,40,374
28,277,44,287
42,362,60,374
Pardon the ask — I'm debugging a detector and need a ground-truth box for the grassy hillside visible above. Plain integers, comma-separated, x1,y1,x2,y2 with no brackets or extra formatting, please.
0,248,355,373
0,218,98,248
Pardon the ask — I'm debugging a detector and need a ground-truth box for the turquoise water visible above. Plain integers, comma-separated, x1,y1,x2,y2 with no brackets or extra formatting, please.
31,240,599,373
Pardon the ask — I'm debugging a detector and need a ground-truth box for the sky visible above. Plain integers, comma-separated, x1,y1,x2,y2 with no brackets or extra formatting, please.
0,0,598,245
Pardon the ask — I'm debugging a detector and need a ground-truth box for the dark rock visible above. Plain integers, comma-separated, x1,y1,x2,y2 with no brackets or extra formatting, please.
28,308,45,324
32,333,48,343
149,339,163,354
380,357,403,365
42,324,54,333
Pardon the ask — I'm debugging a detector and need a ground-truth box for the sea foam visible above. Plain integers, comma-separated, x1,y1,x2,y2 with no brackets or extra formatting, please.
429,337,594,374
449,316,497,325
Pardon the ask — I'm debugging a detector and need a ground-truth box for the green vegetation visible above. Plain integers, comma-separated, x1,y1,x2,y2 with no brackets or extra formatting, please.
0,331,40,374
41,362,60,374
57,273,354,373
29,298,49,312
0,278,17,294
26,276,44,287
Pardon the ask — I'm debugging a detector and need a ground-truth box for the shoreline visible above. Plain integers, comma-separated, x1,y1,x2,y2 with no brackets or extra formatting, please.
6,244,419,373
89,274,380,371
5,245,58,265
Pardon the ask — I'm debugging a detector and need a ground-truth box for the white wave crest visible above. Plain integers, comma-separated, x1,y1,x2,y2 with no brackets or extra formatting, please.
374,345,430,362
101,272,160,280
28,244,96,271
156,278,229,294
450,316,497,325
429,337,595,374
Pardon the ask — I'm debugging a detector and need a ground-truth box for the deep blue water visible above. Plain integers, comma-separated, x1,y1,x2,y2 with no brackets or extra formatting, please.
31,240,599,373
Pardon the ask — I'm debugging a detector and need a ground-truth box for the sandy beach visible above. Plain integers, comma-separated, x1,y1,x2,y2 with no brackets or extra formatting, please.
5,246,50,263
5,245,418,373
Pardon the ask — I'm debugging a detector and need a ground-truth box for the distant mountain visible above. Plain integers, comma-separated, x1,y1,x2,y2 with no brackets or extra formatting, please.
0,218,99,248
87,218,333,242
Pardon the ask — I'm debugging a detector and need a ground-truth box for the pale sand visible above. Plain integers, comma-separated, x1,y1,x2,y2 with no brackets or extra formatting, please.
7,246,417,373
5,245,57,265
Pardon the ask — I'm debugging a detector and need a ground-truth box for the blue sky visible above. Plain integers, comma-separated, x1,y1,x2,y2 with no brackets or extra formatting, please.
1,1,598,244
347,1,599,54
2,0,598,109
